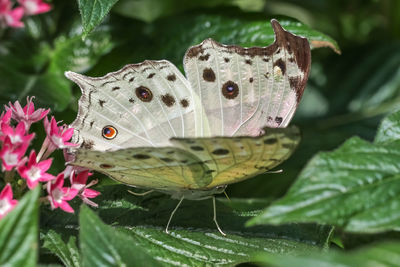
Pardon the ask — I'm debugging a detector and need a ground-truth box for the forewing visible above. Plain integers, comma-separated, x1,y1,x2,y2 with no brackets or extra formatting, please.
171,126,300,189
71,146,212,190
183,19,311,136
65,60,204,151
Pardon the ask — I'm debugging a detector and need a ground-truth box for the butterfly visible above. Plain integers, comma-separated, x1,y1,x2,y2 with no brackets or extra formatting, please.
65,19,311,235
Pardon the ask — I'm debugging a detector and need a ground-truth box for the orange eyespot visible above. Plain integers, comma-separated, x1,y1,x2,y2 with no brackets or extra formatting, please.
102,125,117,140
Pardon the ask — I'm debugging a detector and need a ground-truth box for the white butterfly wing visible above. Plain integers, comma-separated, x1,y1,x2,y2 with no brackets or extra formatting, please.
183,19,311,137
66,60,205,150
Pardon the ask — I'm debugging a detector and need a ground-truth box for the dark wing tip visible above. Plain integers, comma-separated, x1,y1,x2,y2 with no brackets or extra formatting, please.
270,19,284,35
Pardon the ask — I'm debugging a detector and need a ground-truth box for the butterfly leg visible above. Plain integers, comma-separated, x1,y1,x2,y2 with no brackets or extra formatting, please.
127,189,154,196
213,196,226,236
165,196,184,234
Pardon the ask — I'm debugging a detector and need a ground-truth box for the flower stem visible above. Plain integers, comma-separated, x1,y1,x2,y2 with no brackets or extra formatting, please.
37,137,49,161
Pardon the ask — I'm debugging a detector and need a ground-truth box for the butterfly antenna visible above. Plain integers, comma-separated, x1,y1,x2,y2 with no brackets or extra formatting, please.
266,169,283,174
223,191,231,202
127,189,154,196
165,196,184,234
213,196,226,236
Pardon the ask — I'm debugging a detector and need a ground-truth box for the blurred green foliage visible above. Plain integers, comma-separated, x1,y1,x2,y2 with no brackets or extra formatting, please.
0,0,400,265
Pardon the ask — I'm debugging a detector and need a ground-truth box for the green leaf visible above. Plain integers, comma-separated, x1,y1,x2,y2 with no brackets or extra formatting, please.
79,205,161,266
95,188,332,265
248,112,400,233
254,241,400,267
78,0,119,39
43,186,333,266
153,13,340,67
42,230,81,267
0,187,40,266
51,25,114,73
375,110,400,144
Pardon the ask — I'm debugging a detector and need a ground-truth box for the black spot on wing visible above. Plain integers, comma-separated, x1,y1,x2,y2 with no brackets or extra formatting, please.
199,54,210,61
212,149,230,155
133,154,151,160
203,68,216,82
180,99,189,108
161,94,175,107
264,138,277,144
167,74,176,81
99,100,106,107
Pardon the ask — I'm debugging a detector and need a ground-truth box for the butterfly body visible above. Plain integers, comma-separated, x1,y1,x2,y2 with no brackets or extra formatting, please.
66,19,310,203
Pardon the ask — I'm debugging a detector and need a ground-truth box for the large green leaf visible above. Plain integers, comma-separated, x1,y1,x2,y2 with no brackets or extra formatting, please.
0,187,40,266
77,0,119,39
153,13,339,67
254,241,400,267
41,185,333,266
79,205,161,266
248,110,400,233
42,230,81,267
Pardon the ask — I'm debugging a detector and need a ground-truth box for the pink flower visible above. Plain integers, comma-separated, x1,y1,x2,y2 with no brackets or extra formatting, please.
0,184,18,219
44,116,77,150
18,150,55,189
47,174,78,213
0,137,28,171
0,121,34,145
18,0,51,15
0,109,12,129
70,170,100,207
0,0,24,28
5,96,49,130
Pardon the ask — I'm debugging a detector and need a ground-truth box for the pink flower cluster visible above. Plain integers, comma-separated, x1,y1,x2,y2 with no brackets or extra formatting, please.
0,0,51,28
0,97,100,220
